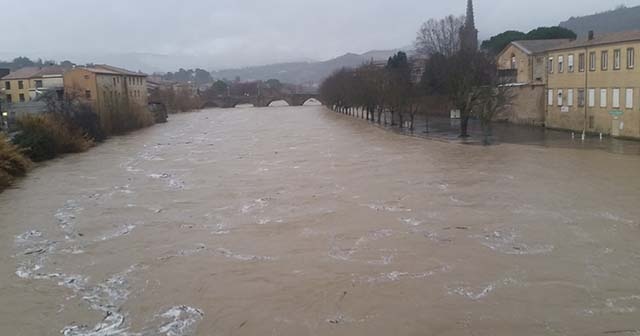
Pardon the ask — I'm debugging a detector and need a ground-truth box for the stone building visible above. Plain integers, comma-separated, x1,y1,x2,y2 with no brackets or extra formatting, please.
545,31,639,138
496,39,572,85
460,0,478,52
495,39,572,125
64,64,148,132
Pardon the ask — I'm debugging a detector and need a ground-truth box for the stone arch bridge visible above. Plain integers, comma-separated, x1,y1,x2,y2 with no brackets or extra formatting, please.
201,94,322,109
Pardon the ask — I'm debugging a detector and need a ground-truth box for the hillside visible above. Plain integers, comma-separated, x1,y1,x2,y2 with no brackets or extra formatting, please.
210,49,404,86
559,5,640,37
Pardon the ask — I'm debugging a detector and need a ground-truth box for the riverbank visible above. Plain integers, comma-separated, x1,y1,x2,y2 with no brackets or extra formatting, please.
0,107,161,193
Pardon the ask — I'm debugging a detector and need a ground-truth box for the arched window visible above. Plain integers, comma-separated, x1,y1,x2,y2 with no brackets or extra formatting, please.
510,54,517,69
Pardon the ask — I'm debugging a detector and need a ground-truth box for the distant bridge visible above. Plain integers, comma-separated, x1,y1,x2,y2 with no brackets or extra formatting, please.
201,93,323,109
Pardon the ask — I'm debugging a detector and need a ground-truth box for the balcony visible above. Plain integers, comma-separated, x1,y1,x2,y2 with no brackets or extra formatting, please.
498,69,518,84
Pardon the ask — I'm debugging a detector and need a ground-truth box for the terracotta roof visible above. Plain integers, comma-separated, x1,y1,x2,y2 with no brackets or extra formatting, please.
80,64,147,77
1,66,65,80
1,67,42,80
36,66,65,77
545,30,640,51
510,39,574,55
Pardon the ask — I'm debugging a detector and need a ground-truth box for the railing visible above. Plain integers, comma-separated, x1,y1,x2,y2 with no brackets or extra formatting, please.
498,69,518,84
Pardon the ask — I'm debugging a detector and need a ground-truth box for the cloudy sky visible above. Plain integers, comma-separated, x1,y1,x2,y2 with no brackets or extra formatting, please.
1,0,639,70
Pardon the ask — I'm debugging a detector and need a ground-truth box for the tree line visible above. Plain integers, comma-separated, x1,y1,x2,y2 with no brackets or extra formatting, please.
320,15,514,141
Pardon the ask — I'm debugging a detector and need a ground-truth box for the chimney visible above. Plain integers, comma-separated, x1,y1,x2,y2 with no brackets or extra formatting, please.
588,30,594,40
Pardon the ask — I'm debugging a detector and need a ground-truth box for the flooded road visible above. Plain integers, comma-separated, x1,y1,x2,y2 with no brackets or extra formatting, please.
1,106,640,335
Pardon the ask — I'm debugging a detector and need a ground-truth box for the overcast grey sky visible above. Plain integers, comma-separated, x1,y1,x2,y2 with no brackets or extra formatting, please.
1,0,639,70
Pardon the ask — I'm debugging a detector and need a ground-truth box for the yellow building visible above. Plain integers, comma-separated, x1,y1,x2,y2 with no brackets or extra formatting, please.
495,40,571,125
1,66,64,103
497,39,572,85
64,65,148,131
545,31,639,138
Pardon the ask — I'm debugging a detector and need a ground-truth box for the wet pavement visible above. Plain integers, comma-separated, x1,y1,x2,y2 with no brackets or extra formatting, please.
1,105,640,335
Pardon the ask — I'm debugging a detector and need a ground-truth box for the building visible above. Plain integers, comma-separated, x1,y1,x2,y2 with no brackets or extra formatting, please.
545,31,639,138
495,39,573,125
460,0,478,52
1,66,64,103
64,65,148,130
496,39,573,85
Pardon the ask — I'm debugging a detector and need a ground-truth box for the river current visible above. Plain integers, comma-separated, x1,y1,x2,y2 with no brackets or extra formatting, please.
1,106,639,335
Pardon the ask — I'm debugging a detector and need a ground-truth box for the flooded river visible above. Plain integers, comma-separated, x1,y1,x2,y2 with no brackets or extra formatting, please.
1,106,640,335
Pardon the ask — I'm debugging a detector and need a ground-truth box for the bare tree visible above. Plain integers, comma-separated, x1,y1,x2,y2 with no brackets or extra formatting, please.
474,85,513,145
414,15,464,58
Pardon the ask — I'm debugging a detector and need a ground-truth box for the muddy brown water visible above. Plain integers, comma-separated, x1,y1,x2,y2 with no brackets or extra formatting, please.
1,106,640,335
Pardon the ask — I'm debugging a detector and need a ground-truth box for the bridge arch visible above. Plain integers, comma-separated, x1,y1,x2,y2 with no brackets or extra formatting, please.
266,98,293,107
302,97,322,106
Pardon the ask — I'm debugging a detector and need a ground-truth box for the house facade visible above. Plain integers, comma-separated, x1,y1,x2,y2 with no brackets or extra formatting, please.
64,65,148,133
1,66,64,103
495,39,571,125
496,39,571,85
545,31,640,138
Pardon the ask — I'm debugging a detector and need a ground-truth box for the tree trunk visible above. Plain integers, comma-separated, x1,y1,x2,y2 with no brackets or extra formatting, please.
410,114,414,132
481,120,492,145
460,114,470,138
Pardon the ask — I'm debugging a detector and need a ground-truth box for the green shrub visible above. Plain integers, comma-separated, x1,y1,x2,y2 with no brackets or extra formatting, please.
13,114,93,162
0,133,31,190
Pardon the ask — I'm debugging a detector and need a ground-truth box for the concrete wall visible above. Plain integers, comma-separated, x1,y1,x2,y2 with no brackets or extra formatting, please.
495,84,546,126
547,41,640,138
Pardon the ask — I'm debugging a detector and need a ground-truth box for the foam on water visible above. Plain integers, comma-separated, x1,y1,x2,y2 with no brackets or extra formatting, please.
154,306,204,336
55,200,83,239
476,229,554,255
447,277,520,301
216,248,276,262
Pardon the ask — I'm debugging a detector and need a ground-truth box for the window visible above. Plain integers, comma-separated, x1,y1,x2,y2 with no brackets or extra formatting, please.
612,88,620,108
85,90,91,99
4,81,9,90
5,94,11,103
113,77,117,85
18,81,24,89
589,52,596,71
548,89,554,106
600,89,607,108
578,89,585,107
614,49,621,70
588,89,595,107
19,93,25,102
558,56,564,73
626,88,634,109
84,75,90,80
568,54,574,72
548,57,554,73
567,89,574,106
628,48,635,69
601,51,608,70
578,53,585,72
35,80,43,88
557,89,563,106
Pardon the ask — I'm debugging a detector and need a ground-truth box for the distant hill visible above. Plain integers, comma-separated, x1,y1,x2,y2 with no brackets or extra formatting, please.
560,5,640,37
210,49,406,86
